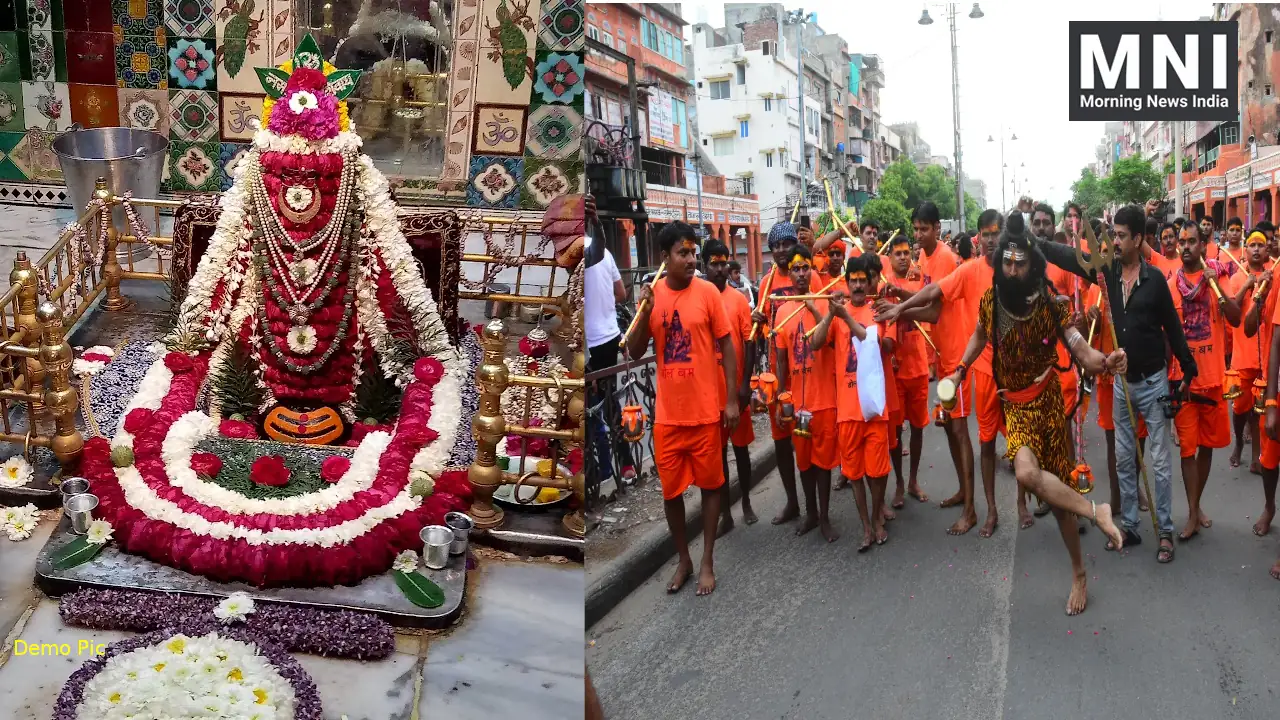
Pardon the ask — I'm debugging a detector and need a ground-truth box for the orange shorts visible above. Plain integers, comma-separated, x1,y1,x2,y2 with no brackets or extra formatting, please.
971,370,1005,443
793,408,838,471
838,419,891,479
1096,376,1148,436
896,374,930,429
1174,398,1231,457
1232,368,1261,415
1060,370,1078,412
654,422,725,500
1259,415,1280,470
940,367,974,419
723,408,755,448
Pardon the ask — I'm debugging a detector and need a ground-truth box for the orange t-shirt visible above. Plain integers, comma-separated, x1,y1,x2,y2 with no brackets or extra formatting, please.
773,299,836,412
717,284,754,403
1230,268,1278,372
936,257,994,375
1045,263,1081,375
759,267,794,326
832,302,895,422
919,241,959,286
649,278,731,426
1167,270,1227,391
1151,253,1181,281
885,271,929,380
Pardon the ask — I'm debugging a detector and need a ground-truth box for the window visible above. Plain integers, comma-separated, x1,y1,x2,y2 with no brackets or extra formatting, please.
740,120,749,137
590,92,603,120
1222,124,1240,145
601,32,613,48
763,97,772,112
766,152,774,167
762,41,771,55
1268,85,1275,97
742,177,754,195
1268,29,1274,43
714,137,735,156
736,64,746,84
674,41,683,65
674,99,688,148
710,80,730,99
617,40,626,54
588,25,599,41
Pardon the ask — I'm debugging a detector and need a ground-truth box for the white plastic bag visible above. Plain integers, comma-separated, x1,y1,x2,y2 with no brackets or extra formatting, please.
856,325,886,420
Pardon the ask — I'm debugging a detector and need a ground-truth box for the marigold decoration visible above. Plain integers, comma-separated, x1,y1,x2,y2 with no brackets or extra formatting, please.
256,35,357,135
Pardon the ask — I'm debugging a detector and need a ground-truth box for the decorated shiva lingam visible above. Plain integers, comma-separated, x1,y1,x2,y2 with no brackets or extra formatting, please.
73,35,472,589
1224,369,1244,401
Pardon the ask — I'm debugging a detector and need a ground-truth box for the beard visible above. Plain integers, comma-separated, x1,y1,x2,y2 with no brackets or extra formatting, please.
996,272,1040,313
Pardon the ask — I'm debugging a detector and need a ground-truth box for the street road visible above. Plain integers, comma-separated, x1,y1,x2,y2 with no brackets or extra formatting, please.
588,416,1280,720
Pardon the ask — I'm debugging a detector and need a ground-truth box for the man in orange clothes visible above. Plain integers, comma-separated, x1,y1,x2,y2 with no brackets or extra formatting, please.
1168,223,1242,543
752,223,801,525
772,245,840,541
1229,232,1274,474
1258,257,1280,578
810,252,895,551
1243,242,1278,540
626,222,739,597
704,240,759,532
881,234,930,508
1151,221,1182,280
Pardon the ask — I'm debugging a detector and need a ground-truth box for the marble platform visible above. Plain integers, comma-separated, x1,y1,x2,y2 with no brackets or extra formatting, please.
35,516,467,629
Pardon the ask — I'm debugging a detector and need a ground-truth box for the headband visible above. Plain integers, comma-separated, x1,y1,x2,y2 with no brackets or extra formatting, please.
827,240,847,255
1247,231,1268,246
786,258,811,271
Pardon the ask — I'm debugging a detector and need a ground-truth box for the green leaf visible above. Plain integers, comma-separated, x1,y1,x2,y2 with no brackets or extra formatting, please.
255,67,290,98
293,33,323,71
325,69,361,100
53,537,105,569
223,14,250,78
392,569,445,608
498,24,528,90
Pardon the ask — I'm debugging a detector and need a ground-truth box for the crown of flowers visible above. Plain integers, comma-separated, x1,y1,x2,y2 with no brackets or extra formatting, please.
255,34,361,140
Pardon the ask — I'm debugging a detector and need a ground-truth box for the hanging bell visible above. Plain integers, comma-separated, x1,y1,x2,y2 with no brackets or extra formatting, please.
1255,377,1270,414
776,391,796,429
1070,462,1095,494
1223,369,1243,400
793,408,814,437
620,405,647,442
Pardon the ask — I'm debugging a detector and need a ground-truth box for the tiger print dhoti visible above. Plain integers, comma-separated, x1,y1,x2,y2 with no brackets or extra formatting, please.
1000,372,1073,483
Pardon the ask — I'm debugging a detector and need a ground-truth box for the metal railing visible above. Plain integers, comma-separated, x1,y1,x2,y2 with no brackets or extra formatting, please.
585,354,656,506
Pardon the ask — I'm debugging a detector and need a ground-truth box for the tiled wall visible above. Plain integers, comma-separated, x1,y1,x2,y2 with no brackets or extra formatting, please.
0,0,586,210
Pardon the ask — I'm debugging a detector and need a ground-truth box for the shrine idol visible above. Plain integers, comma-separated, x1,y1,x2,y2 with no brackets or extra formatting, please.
76,35,472,588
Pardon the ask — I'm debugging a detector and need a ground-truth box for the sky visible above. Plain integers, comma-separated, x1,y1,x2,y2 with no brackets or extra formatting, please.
680,0,1213,211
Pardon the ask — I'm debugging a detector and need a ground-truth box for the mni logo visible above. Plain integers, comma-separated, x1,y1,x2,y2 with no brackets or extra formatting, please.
1069,21,1237,121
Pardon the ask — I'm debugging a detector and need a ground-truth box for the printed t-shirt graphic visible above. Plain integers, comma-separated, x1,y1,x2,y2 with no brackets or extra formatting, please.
886,273,929,380
772,299,836,412
649,278,731,425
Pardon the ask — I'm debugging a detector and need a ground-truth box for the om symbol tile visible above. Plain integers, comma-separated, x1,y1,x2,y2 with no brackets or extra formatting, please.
218,91,261,141
471,102,525,157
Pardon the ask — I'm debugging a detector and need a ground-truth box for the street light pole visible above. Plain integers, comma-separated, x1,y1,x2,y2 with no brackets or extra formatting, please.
789,9,809,218
921,3,982,232
988,126,1015,211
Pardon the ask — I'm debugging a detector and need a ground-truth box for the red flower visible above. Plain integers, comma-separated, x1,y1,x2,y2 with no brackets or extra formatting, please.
286,67,328,92
164,352,194,374
219,419,259,439
190,453,223,478
81,351,112,363
250,456,291,487
413,357,445,386
567,447,583,475
123,408,155,434
320,456,350,483
518,334,550,359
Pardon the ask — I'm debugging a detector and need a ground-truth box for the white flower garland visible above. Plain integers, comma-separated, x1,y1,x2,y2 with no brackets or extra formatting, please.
76,633,295,720
407,355,462,477
2,503,41,540
159,410,392,517
111,359,174,451
500,354,568,427
173,161,253,346
72,345,117,377
252,128,363,156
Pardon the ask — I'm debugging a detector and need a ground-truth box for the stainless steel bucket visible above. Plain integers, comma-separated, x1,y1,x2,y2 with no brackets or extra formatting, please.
52,127,168,265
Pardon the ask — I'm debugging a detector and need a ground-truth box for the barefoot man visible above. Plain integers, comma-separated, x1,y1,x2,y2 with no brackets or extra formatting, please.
772,245,840,541
1229,232,1274,475
882,233,930,508
703,239,759,532
952,214,1126,614
626,222,739,596
810,252,895,550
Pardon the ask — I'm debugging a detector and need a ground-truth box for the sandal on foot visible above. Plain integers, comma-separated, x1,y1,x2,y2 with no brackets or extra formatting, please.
1106,529,1141,551
1157,539,1175,564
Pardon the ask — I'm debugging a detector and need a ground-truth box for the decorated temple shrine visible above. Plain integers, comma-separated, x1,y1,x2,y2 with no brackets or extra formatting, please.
0,2,585,717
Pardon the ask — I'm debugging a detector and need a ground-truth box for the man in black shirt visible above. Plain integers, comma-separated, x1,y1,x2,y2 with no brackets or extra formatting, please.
1031,205,1198,562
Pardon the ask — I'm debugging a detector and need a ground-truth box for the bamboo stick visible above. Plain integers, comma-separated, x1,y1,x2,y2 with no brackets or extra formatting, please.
770,276,842,336
619,261,665,348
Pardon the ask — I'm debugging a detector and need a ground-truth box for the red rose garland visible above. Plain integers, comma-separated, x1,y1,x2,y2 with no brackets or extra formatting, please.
320,456,349,483
219,419,259,440
250,456,291,486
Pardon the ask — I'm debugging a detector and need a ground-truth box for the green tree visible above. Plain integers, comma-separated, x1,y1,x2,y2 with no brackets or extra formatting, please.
1106,155,1164,205
1069,167,1108,220
1162,154,1192,177
860,197,911,237
964,193,980,230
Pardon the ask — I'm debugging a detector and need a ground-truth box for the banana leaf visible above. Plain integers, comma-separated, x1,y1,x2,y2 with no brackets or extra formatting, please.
392,569,445,608
52,536,106,570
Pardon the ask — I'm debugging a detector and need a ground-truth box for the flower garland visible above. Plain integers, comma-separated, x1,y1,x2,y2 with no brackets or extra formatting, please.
54,624,322,720
0,455,34,488
500,353,568,427
2,503,41,540
59,588,396,660
73,345,116,377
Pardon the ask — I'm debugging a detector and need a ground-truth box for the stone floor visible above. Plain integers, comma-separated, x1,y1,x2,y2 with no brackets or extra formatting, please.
0,204,586,719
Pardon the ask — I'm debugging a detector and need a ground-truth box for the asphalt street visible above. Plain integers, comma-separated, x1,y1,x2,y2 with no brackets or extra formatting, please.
588,412,1280,720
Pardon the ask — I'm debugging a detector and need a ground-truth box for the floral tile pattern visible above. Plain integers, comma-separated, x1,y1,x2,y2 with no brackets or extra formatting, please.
24,0,55,31
168,87,216,142
219,139,246,190
115,33,166,88
467,154,522,209
20,79,67,130
117,86,167,134
164,0,213,37
113,0,163,35
22,29,58,81
537,0,582,52
0,81,23,131
167,35,214,90
520,157,579,210
8,127,61,181
167,138,218,191
69,82,120,127
524,103,578,160
217,90,259,141
64,31,116,85
0,31,19,81
531,50,582,106
0,130,27,180
214,0,269,94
